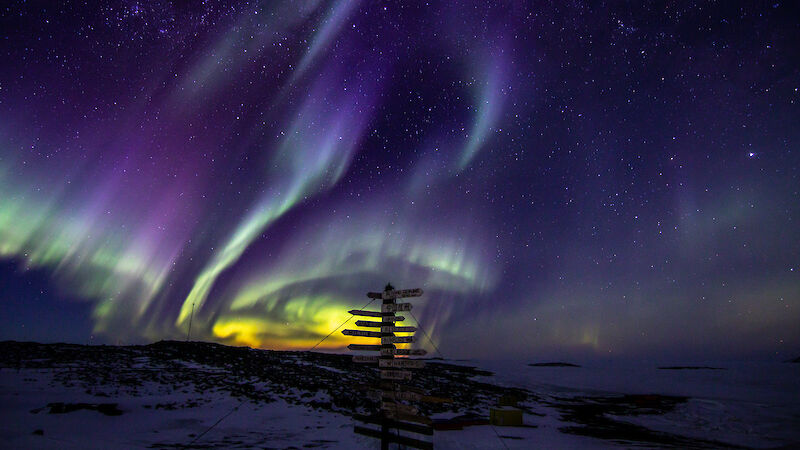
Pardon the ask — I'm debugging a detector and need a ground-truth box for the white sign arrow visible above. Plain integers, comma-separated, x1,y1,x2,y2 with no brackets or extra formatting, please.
396,348,427,356
379,359,425,369
348,309,382,317
381,390,422,402
380,326,416,333
368,288,424,300
381,303,412,313
380,369,412,380
381,401,419,415
342,329,381,338
348,344,382,351
352,355,379,363
381,336,414,344
356,320,392,328
381,391,452,404
383,410,433,425
349,310,404,321
381,348,427,356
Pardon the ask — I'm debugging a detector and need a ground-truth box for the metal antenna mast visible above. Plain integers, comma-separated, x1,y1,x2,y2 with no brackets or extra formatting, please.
186,302,195,342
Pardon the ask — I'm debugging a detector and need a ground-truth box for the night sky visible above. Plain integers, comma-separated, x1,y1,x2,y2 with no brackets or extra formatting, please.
0,1,798,361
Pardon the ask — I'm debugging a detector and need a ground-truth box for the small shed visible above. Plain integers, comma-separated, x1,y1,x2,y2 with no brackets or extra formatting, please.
489,406,523,426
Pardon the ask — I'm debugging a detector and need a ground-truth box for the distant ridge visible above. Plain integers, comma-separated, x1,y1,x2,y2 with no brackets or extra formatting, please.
658,366,725,370
528,362,581,368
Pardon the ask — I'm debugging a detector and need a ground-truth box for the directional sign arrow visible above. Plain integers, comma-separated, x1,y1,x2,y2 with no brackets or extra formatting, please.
348,309,382,317
353,425,432,450
351,382,426,395
383,410,433,426
380,325,416,333
356,320,395,328
353,414,433,436
379,359,425,369
381,348,427,356
381,391,452,404
382,336,414,344
352,355,379,363
380,369,412,380
342,329,381,338
382,303,412,313
348,344,383,351
349,310,405,321
381,390,423,402
378,382,427,394
382,401,419,415
368,288,424,300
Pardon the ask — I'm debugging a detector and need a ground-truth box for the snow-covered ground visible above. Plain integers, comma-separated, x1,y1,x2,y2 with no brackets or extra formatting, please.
0,369,361,449
0,367,601,449
1,342,797,449
468,359,800,448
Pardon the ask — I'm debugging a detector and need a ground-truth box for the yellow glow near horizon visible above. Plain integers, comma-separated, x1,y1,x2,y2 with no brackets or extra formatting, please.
210,298,358,350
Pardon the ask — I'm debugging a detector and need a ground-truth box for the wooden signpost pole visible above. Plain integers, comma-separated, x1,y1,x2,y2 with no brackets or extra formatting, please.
380,284,394,450
347,284,435,450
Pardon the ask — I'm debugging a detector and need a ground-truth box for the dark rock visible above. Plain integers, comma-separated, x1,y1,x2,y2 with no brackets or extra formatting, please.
529,362,581,367
551,394,743,448
46,402,123,416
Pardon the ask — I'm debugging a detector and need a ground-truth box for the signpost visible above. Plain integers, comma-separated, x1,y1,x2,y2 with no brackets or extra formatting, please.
383,348,427,356
346,284,437,449
380,369,413,380
348,309,383,317
379,358,425,369
381,390,452,403
381,303,412,313
383,410,434,425
381,325,416,333
342,329,381,338
353,426,433,450
381,401,419,415
367,288,423,300
349,310,405,321
381,336,414,345
356,320,404,328
353,355,379,363
355,320,392,328
348,344,382,351
353,414,433,435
